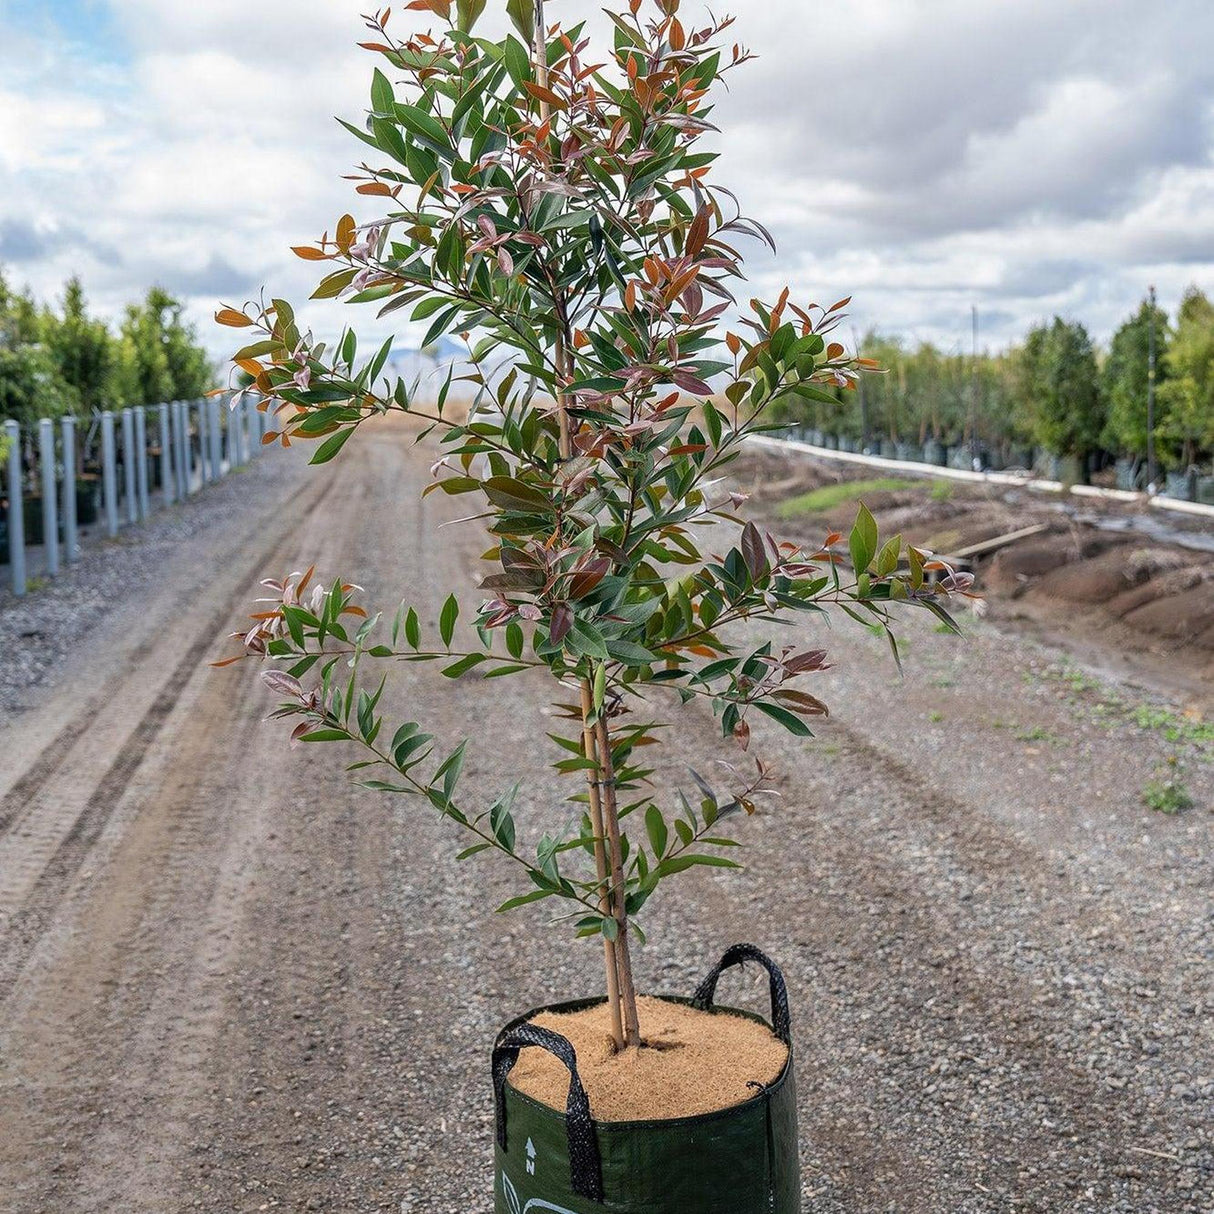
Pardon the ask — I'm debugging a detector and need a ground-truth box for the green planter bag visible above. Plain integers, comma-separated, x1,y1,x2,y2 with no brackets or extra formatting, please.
493,944,799,1214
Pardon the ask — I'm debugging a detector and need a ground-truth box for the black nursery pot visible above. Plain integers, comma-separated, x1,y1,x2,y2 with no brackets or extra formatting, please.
492,944,799,1214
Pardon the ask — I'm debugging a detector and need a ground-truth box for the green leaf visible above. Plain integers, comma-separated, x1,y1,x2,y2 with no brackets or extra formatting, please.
503,34,532,86
456,0,487,31
394,102,453,157
483,475,551,512
505,621,525,659
876,534,902,578
505,0,535,44
300,729,349,742
442,653,486,678
439,594,459,647
497,889,553,913
309,427,355,465
645,805,668,859
435,741,466,802
606,639,659,667
457,843,492,861
370,68,394,115
754,701,814,736
849,503,879,574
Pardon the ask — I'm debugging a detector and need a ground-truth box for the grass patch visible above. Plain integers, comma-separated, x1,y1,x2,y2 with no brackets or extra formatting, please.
776,477,921,517
1015,724,1058,744
1143,778,1194,815
1131,705,1214,746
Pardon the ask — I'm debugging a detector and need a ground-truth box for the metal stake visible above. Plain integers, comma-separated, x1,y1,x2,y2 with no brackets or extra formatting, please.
101,411,119,536
121,407,136,524
39,418,59,576
159,403,173,507
61,416,78,563
134,406,150,521
5,419,25,596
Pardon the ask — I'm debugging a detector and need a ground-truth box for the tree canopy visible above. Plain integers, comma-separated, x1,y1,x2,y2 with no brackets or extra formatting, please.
0,272,214,430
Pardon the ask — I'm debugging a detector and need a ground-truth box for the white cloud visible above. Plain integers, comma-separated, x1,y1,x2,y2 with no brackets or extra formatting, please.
0,0,1212,361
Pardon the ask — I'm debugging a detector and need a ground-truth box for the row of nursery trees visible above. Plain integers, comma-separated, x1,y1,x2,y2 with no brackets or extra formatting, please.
776,289,1214,479
0,271,213,429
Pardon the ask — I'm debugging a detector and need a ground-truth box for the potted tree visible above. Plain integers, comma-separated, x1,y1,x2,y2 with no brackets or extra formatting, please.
216,2,972,1209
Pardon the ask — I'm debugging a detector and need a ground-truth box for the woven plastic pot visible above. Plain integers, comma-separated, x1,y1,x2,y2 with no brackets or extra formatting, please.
492,944,798,1214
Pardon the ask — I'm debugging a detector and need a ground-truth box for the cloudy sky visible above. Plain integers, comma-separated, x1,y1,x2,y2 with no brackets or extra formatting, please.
1,0,1212,361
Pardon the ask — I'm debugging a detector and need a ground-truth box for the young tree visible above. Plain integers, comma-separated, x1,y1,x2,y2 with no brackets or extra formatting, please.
44,277,116,413
1018,317,1104,480
217,0,972,1051
114,287,213,407
1158,286,1214,469
1102,295,1170,460
0,269,79,428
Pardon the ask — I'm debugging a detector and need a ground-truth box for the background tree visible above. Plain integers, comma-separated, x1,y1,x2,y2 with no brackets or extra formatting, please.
0,269,78,428
1102,295,1170,462
1158,286,1214,469
44,277,116,413
0,272,215,425
114,287,212,405
1018,317,1104,480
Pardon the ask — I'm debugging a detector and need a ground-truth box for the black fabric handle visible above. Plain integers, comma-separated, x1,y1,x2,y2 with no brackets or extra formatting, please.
493,1023,604,1203
691,943,792,1046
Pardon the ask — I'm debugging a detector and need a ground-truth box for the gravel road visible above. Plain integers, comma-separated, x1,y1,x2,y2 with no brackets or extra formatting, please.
0,424,1209,1213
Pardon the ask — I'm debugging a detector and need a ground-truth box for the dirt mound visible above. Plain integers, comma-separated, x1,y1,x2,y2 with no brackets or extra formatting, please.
508,996,788,1122
732,444,1214,695
1123,581,1214,644
1027,543,1143,604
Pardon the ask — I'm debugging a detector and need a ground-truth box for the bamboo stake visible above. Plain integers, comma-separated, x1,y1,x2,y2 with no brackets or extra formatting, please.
532,0,628,1052
580,683,624,1049
594,716,642,1047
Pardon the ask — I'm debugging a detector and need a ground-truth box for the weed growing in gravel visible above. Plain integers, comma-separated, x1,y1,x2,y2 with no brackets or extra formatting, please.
1143,778,1195,814
1132,705,1214,747
1015,724,1058,744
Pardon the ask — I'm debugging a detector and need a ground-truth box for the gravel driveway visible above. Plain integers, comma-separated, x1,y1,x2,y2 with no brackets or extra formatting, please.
0,423,1209,1213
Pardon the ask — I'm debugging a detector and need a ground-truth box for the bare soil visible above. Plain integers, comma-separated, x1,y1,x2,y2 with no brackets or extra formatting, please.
0,426,1209,1212
737,443,1214,711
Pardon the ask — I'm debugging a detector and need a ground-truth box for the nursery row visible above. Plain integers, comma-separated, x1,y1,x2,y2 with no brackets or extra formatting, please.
773,423,1214,505
1,395,270,597
766,291,1214,500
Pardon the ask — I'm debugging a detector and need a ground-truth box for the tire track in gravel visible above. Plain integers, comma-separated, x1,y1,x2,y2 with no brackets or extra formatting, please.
644,685,1211,1213
0,470,329,839
0,426,1208,1214
0,454,349,1212
0,473,339,998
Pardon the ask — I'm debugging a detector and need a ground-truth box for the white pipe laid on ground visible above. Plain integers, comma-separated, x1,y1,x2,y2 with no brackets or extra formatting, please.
747,434,1214,522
